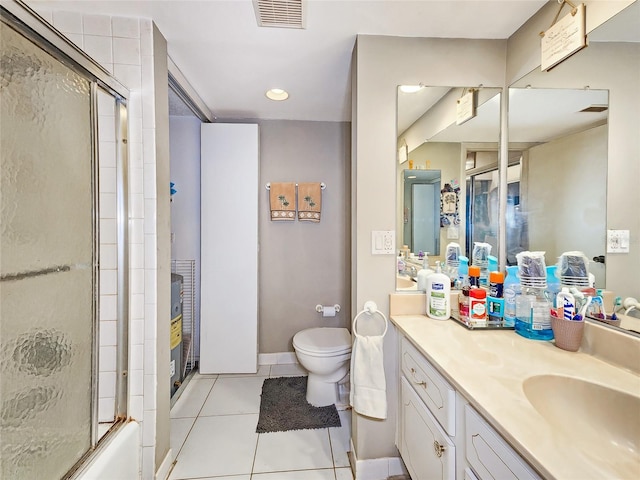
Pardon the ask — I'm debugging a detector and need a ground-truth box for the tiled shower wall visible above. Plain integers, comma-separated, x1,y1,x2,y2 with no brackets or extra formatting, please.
34,9,160,479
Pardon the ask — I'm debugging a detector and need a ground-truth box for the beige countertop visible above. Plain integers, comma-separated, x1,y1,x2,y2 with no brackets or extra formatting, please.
391,313,640,480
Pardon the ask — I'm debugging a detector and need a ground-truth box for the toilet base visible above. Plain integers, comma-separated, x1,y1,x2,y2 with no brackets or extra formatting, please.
306,374,341,407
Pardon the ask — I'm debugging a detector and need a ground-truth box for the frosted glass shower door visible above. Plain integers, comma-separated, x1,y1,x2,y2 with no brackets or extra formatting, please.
1,22,95,479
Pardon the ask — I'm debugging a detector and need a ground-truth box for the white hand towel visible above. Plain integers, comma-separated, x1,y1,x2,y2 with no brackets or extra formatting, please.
349,333,387,419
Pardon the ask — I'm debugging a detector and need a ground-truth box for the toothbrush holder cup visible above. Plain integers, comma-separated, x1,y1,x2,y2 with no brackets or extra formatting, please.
551,315,584,352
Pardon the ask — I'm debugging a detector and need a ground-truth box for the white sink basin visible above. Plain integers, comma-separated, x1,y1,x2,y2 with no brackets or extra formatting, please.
397,275,417,289
523,374,640,475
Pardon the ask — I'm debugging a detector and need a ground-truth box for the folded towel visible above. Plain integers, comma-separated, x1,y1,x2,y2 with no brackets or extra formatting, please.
269,182,296,221
297,182,322,222
349,332,387,419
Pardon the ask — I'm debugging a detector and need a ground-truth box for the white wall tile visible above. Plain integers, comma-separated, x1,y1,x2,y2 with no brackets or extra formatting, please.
130,116,143,151
100,320,117,346
129,140,143,169
99,141,116,168
99,345,117,372
98,111,116,144
100,218,117,244
130,368,144,396
131,193,145,220
98,396,116,423
112,16,140,38
114,64,142,91
65,33,83,49
140,55,154,94
131,267,145,295
53,10,83,34
131,293,145,320
130,245,145,269
144,304,157,341
100,269,118,295
130,343,144,371
100,243,117,269
99,192,117,220
142,446,154,480
83,35,113,65
131,318,145,346
142,89,155,129
144,199,157,235
83,14,112,37
100,295,118,322
144,269,157,303
99,166,117,194
142,409,156,446
143,374,157,411
113,37,141,65
140,19,153,56
129,394,144,420
144,234,157,269
142,128,156,166
143,161,157,197
144,339,157,375
131,218,144,245
98,89,116,116
129,91,143,119
99,371,117,398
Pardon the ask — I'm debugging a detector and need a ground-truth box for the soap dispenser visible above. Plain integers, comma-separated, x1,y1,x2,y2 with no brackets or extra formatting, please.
417,253,435,292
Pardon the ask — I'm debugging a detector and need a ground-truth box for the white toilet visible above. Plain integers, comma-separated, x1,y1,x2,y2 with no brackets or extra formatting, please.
293,327,352,407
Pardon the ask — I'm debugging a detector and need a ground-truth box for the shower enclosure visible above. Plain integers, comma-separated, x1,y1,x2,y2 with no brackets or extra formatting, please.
1,4,129,478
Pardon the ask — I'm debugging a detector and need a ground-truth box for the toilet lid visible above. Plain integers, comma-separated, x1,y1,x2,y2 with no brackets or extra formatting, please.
293,327,352,355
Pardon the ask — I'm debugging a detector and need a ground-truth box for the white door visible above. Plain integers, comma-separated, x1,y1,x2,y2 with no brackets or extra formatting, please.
200,123,259,373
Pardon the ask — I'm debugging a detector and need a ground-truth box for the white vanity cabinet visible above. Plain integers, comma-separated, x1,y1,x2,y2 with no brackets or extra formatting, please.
465,406,540,480
398,337,456,480
397,332,541,480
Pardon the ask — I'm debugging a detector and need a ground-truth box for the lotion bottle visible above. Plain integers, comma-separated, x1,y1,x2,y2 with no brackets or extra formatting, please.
426,261,451,320
416,253,435,292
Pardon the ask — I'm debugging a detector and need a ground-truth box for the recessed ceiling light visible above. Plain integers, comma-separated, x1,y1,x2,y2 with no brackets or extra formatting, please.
266,88,289,101
400,85,423,94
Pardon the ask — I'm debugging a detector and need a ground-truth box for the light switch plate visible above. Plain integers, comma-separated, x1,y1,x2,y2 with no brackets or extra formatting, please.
607,229,630,253
372,230,395,255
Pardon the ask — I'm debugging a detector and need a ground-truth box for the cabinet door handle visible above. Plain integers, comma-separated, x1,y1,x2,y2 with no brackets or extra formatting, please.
410,368,427,388
433,440,446,458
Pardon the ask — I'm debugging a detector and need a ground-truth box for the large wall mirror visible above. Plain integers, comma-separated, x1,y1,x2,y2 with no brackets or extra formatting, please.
396,86,502,289
395,2,639,337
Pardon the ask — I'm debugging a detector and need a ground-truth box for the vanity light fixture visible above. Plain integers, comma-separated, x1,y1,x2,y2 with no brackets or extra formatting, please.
407,175,417,179
266,88,289,101
399,84,423,94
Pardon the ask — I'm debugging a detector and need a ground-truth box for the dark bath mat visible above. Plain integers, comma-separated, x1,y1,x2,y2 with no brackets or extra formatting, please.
256,376,341,433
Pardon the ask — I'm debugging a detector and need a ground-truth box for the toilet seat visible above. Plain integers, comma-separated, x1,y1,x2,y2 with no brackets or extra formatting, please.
293,327,351,357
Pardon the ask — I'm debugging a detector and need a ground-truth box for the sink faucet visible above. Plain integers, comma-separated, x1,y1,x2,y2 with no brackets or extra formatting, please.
406,265,417,278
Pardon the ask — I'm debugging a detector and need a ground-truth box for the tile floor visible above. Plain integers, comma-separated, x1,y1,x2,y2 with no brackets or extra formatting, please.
169,364,354,480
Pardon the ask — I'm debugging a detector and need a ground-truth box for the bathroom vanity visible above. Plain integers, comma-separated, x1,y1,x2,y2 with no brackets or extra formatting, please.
390,295,640,480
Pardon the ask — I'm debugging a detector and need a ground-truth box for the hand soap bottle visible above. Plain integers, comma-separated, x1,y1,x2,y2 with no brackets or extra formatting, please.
426,261,451,320
416,253,434,292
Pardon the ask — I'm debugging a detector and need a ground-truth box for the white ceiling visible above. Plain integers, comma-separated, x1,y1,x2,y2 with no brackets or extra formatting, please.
29,0,550,122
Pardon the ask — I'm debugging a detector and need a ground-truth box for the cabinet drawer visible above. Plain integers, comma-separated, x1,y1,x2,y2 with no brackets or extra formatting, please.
401,336,456,435
399,377,456,480
465,406,540,480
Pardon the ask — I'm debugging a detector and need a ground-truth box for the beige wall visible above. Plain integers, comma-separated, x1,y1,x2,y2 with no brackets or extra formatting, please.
527,125,607,287
353,35,507,460
257,120,351,353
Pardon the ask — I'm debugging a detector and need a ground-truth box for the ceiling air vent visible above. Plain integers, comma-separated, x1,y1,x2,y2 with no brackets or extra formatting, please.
579,105,608,113
253,0,305,29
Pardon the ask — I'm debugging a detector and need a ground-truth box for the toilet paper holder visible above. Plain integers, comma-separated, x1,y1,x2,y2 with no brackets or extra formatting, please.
316,304,341,315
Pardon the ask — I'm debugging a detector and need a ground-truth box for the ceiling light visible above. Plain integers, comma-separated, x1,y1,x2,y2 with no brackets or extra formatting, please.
399,85,423,94
266,88,289,101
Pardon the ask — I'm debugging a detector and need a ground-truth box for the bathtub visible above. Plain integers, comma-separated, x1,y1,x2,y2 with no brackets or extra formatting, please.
76,421,140,479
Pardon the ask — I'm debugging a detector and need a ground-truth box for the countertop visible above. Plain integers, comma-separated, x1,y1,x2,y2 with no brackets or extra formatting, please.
391,314,640,480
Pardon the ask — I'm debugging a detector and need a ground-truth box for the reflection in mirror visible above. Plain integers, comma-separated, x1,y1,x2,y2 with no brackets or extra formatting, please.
396,86,501,290
507,87,608,289
507,1,640,336
402,169,441,256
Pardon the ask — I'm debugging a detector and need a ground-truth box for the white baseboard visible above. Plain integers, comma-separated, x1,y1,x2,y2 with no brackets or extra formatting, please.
258,352,298,365
349,439,406,480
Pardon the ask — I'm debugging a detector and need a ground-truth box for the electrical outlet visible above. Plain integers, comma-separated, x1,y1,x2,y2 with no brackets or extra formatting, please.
607,229,630,253
372,230,395,255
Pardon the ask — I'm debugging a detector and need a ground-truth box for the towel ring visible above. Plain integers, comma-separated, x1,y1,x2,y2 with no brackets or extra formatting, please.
352,301,388,338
